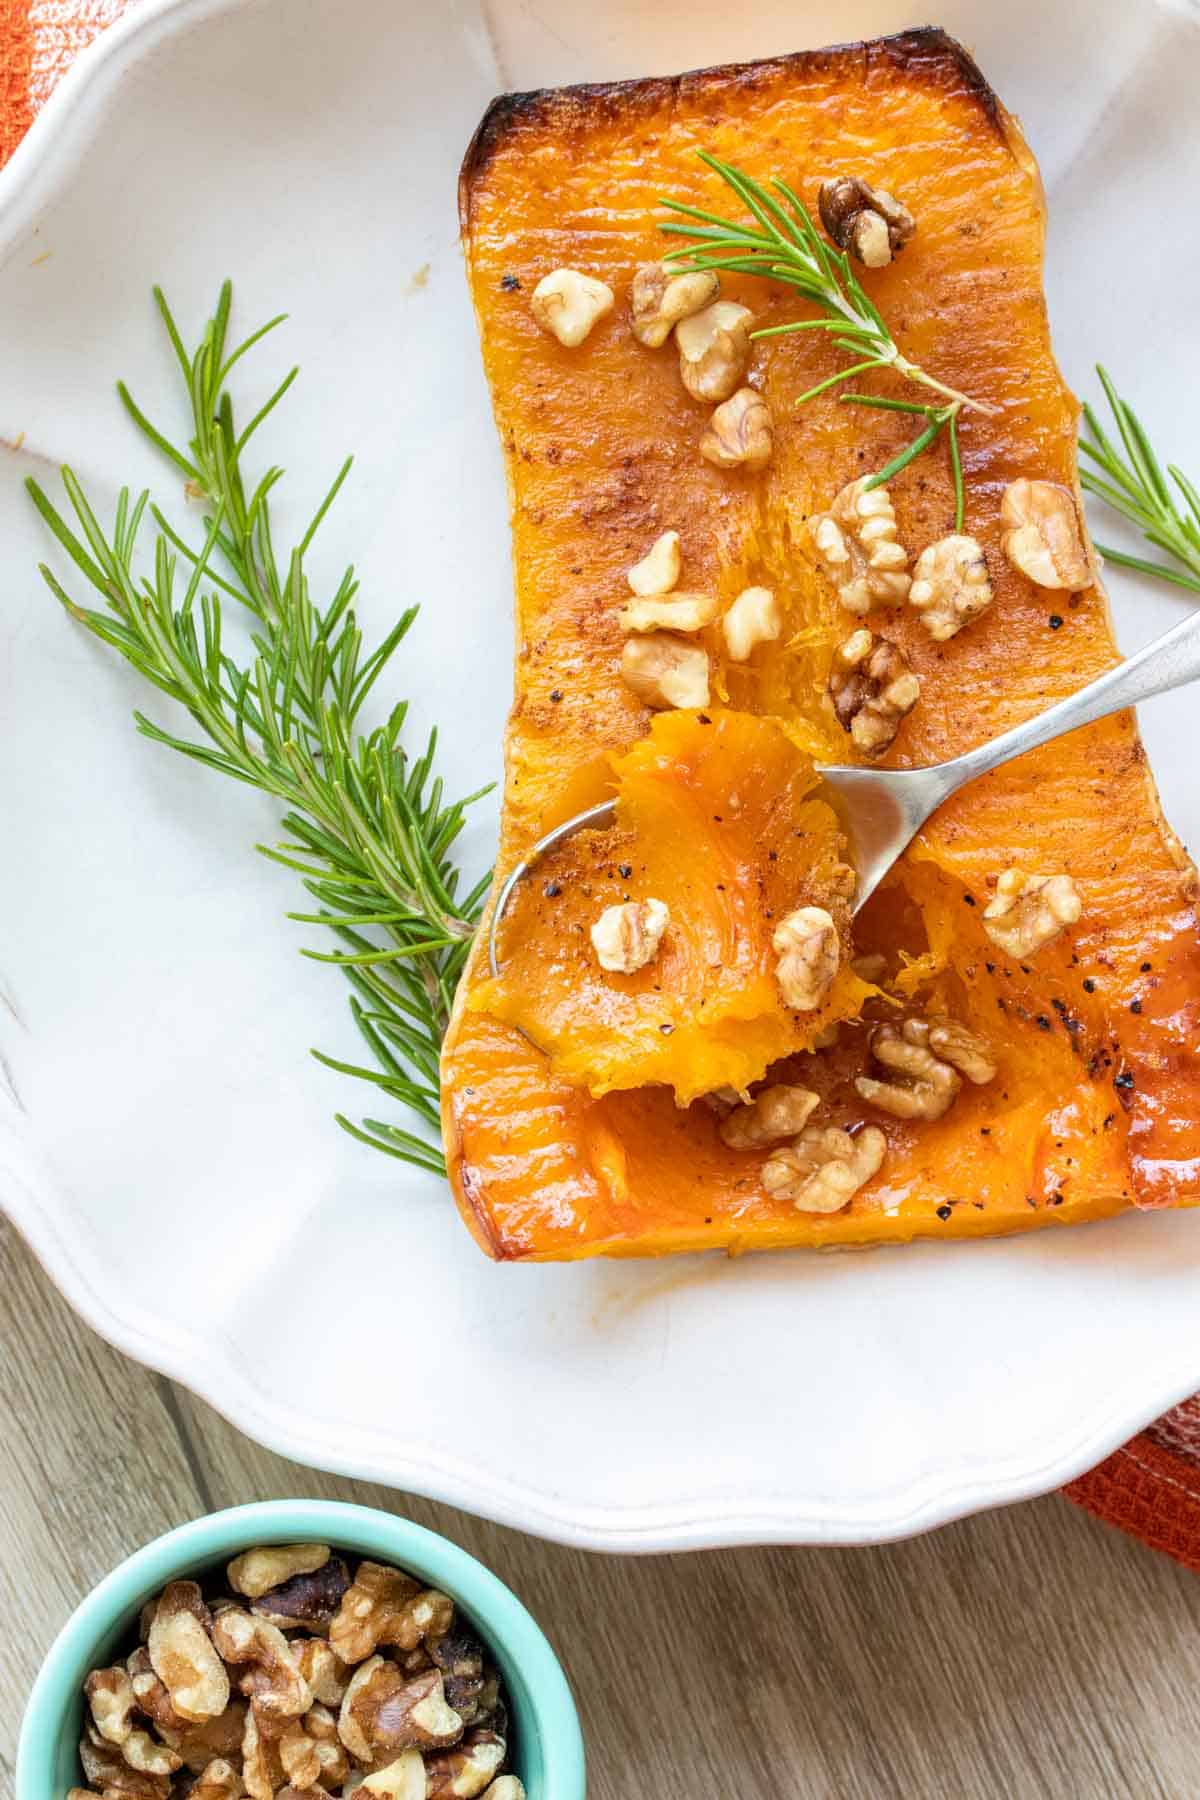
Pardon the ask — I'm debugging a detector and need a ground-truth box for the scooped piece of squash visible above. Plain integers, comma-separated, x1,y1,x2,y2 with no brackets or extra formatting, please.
473,710,874,1102
444,28,1200,1261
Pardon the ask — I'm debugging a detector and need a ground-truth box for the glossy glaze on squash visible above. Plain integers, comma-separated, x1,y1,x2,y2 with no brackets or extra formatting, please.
444,28,1200,1261
473,710,874,1102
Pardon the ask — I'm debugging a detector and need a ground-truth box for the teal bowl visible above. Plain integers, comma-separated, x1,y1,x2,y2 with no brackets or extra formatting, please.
16,1498,586,1800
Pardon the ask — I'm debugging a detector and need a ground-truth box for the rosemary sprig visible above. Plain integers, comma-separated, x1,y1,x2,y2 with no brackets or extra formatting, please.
1080,367,1200,594
660,153,996,419
27,282,491,1177
840,394,965,531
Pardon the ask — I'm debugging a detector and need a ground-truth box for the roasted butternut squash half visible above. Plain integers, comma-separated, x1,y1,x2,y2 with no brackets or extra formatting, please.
443,28,1200,1262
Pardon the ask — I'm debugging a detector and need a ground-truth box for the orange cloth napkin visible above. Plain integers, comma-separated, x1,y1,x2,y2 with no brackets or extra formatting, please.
3,0,1198,1572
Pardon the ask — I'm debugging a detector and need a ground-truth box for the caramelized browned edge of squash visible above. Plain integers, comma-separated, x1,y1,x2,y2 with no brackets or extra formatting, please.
444,27,1200,1262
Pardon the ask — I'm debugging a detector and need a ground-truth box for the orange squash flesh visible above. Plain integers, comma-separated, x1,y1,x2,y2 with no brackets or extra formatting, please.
474,710,873,1102
444,28,1200,1262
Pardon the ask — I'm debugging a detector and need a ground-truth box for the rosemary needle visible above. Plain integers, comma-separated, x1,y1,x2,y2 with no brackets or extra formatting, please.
1080,366,1200,595
27,281,491,1177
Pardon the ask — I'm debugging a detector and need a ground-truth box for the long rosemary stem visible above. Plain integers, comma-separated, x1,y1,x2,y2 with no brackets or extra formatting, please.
27,281,489,1175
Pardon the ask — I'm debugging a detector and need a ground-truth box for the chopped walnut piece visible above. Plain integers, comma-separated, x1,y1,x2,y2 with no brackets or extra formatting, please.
1000,479,1090,590
251,1557,351,1631
722,586,781,661
626,529,682,597
700,387,773,470
294,1639,350,1708
241,1705,284,1800
855,1014,995,1120
762,1124,887,1213
529,269,613,347
83,1670,182,1777
982,869,1082,959
339,1655,462,1762
828,629,920,755
908,534,993,641
79,1729,172,1800
127,1650,245,1773
148,1583,230,1725
329,1561,423,1664
674,300,753,401
618,590,718,634
810,478,910,613
719,1084,820,1149
480,1781,526,1800
210,1608,311,1721
429,1632,496,1730
346,1752,428,1800
630,263,720,348
228,1545,331,1600
621,633,710,710
186,1758,241,1800
425,1729,508,1799
298,1701,349,1789
590,898,670,974
773,907,840,1012
278,1716,322,1791
818,176,915,268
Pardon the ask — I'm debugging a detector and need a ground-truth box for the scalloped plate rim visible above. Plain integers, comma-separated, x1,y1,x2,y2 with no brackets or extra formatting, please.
2,0,1199,1552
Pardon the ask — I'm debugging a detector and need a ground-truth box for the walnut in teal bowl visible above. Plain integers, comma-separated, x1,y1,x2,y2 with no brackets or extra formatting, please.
16,1499,585,1800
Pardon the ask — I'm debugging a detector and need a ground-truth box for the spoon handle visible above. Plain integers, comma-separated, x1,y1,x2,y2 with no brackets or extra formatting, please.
949,601,1200,788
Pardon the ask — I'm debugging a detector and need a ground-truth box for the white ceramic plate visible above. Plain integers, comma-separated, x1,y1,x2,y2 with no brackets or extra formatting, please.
3,0,1200,1551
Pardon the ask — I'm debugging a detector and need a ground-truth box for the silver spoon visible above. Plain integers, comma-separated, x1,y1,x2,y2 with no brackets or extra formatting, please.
488,601,1200,975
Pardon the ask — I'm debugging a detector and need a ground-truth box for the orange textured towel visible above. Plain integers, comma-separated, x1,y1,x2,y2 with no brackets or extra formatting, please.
2,0,1198,1568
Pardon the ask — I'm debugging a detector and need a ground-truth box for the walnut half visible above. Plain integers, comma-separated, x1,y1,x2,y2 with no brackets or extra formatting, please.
908,534,993,641
828,629,920,755
718,1084,820,1149
982,869,1082,959
818,176,915,268
773,907,840,1012
630,262,720,348
762,1124,887,1213
621,633,710,709
675,300,753,402
811,477,910,614
590,899,670,974
700,387,773,470
1001,479,1090,589
855,1016,996,1120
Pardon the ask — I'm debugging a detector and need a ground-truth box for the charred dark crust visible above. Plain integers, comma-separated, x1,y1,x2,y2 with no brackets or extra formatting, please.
459,27,1007,225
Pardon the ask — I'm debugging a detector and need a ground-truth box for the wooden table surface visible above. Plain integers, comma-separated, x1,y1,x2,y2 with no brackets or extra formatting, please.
4,1217,1199,1799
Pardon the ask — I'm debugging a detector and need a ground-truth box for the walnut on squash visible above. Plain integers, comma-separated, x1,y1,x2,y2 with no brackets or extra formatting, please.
722,586,781,661
762,1125,887,1213
621,633,710,709
908,534,993,640
1000,479,1090,589
529,268,613,346
630,263,720,348
982,869,1082,958
773,906,840,1012
718,1083,820,1149
828,629,920,754
818,175,915,268
810,478,910,613
590,899,670,973
700,387,773,470
675,300,753,401
855,1016,996,1120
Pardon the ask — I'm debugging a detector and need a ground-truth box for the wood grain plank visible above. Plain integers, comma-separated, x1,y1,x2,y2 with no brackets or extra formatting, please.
5,1216,1200,1799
